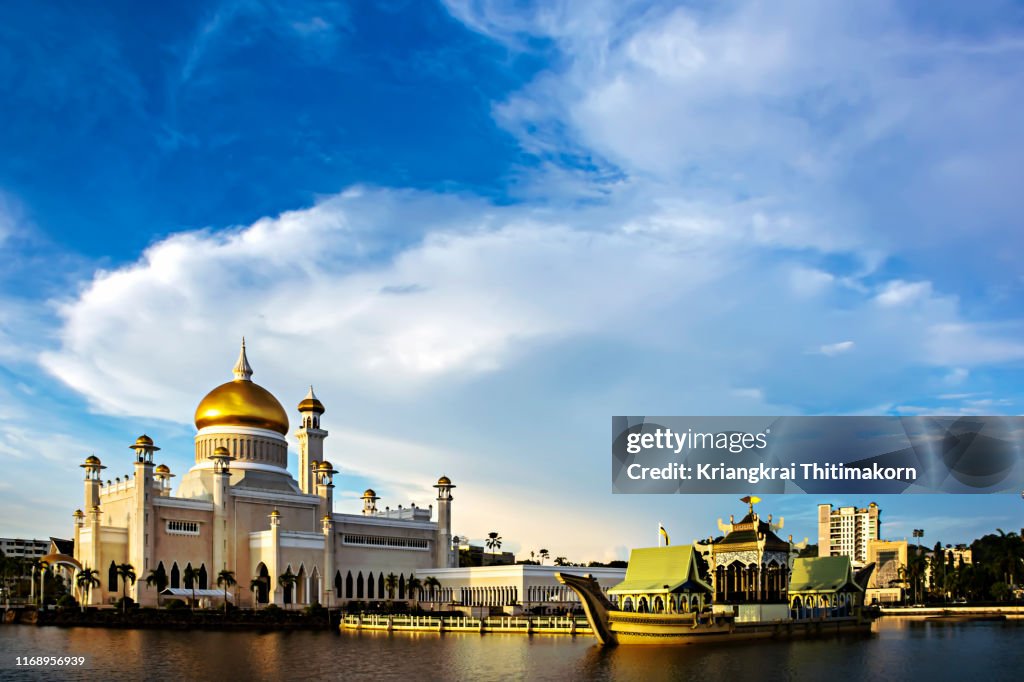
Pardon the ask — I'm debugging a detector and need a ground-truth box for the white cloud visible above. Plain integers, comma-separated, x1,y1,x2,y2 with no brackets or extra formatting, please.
874,279,933,307
818,340,855,357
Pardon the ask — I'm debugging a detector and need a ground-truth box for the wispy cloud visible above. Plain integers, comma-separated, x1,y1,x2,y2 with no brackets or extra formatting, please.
817,340,855,357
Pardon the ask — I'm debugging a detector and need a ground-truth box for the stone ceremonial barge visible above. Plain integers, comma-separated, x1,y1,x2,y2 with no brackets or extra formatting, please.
557,497,874,646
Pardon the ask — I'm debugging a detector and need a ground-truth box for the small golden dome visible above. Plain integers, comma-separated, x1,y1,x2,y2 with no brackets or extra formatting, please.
81,455,105,469
318,460,335,471
298,386,325,415
154,464,171,474
437,475,452,486
269,508,281,517
211,446,231,458
362,488,377,498
73,509,84,517
135,434,153,446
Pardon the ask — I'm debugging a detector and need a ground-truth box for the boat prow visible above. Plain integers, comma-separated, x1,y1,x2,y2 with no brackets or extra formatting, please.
555,572,618,646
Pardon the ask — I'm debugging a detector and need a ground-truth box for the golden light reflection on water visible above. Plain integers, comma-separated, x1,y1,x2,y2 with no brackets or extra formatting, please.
0,619,1019,681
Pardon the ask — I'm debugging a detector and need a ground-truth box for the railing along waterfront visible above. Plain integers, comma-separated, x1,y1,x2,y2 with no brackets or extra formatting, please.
340,613,591,635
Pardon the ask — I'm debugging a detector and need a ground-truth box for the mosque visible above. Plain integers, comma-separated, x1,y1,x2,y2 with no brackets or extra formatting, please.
71,341,457,608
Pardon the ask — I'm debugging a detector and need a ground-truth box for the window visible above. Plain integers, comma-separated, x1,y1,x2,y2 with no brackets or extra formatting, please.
166,520,200,536
341,534,428,550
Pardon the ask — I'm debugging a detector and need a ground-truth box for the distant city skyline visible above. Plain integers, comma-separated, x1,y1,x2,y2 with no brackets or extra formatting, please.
1,1,1023,560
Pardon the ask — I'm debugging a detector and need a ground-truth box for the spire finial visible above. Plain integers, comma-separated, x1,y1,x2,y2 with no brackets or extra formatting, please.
233,338,253,380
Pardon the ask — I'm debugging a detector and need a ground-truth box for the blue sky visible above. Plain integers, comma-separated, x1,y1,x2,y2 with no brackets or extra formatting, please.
1,0,1022,559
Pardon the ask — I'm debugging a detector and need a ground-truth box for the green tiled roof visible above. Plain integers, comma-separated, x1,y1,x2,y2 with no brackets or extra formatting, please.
608,545,711,594
788,556,860,593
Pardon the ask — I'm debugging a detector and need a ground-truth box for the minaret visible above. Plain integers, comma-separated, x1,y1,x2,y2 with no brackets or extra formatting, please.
433,476,456,568
314,460,337,521
210,446,234,573
72,509,85,567
361,489,379,515
296,386,327,494
269,509,282,606
321,514,334,606
80,455,106,511
130,435,158,605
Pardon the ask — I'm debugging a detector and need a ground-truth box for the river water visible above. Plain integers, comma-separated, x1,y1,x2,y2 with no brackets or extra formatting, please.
0,618,1019,680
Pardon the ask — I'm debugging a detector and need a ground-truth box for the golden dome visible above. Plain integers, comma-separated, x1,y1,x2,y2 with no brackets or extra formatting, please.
154,464,170,474
298,386,325,414
194,341,289,435
81,455,104,468
363,488,377,498
318,460,336,471
135,434,153,446
436,475,452,486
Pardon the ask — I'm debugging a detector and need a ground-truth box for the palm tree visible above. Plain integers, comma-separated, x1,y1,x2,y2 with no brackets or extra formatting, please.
539,549,550,566
144,566,168,606
423,573,440,606
486,532,503,562
906,549,927,605
183,565,201,611
0,555,16,606
216,570,237,615
75,568,101,612
406,574,422,603
424,576,441,606
250,578,264,609
278,568,298,609
384,573,398,600
995,529,1024,587
115,564,136,613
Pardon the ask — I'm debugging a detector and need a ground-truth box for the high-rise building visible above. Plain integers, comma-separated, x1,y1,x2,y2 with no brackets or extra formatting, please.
817,502,880,567
0,538,49,560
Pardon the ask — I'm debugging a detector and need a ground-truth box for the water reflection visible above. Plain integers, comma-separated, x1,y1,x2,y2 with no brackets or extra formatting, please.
0,619,1019,681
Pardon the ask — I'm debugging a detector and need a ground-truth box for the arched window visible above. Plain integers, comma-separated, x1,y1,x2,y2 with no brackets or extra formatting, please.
334,570,343,597
398,574,406,600
198,564,208,590
184,563,194,589
622,597,634,612
653,596,665,613
108,561,118,591
367,572,375,599
171,562,180,589
256,564,270,604
378,573,384,598
357,571,364,599
637,597,649,613
345,571,353,599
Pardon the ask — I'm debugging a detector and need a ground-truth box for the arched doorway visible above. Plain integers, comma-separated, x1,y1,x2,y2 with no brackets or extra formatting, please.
295,566,307,604
255,563,270,604
310,567,321,605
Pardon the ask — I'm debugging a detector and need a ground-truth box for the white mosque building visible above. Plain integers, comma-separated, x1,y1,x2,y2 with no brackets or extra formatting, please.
70,341,458,608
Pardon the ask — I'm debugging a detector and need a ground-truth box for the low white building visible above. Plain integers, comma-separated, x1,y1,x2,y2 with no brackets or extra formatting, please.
420,565,626,614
